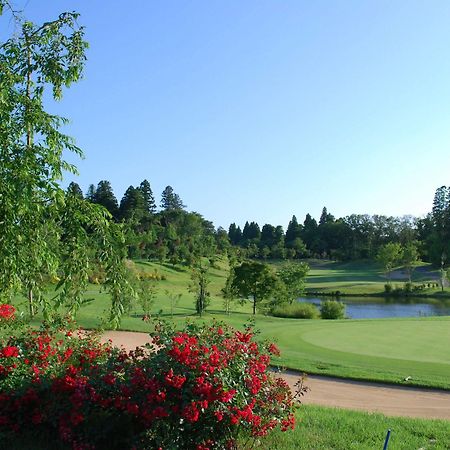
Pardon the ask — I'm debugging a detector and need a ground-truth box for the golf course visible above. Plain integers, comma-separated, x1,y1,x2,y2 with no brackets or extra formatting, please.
46,258,450,390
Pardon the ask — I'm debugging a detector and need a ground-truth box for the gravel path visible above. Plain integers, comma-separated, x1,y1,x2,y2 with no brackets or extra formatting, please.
102,331,450,421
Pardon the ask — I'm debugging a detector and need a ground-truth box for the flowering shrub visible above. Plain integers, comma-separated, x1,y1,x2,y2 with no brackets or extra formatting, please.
0,316,297,449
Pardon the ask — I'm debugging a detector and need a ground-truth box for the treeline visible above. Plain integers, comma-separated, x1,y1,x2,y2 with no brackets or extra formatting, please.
228,186,450,266
69,180,450,267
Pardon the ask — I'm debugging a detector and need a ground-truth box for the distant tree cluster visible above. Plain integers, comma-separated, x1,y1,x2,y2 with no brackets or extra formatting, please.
228,207,422,262
67,180,229,266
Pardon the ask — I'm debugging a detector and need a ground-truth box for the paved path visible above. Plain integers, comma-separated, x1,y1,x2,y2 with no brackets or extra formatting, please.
102,331,450,421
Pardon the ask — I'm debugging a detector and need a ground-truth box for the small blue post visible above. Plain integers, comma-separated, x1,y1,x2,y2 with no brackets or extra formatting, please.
383,429,391,450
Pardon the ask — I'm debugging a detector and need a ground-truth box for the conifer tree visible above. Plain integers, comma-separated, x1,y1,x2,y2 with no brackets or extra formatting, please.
160,185,185,211
139,179,156,214
93,180,119,219
67,182,83,199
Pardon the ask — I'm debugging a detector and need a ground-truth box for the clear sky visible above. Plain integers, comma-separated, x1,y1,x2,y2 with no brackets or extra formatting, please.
3,1,450,229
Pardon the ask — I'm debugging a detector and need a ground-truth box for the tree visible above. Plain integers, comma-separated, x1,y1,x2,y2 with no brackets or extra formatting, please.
189,264,211,316
228,223,243,246
0,8,87,311
231,261,278,314
222,265,238,315
160,185,185,211
119,185,145,221
285,215,302,247
277,262,310,304
93,180,119,219
139,179,156,215
0,6,133,327
86,183,97,201
377,243,403,284
402,241,420,283
67,182,83,199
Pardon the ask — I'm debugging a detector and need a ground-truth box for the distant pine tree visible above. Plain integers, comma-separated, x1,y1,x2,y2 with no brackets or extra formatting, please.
93,180,119,219
67,182,83,199
160,185,185,211
119,186,146,221
139,179,156,214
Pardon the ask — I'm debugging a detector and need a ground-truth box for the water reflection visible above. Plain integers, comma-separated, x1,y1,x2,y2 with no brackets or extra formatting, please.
298,297,450,319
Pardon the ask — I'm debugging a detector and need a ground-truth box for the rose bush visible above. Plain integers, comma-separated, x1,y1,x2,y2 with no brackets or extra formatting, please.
0,309,297,449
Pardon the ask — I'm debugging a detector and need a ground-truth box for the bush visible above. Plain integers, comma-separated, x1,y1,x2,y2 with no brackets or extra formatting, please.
404,282,413,293
320,300,345,319
271,302,319,319
384,283,392,293
0,317,296,449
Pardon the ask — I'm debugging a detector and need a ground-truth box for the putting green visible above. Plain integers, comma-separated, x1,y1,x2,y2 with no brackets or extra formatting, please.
300,319,450,364
257,316,450,389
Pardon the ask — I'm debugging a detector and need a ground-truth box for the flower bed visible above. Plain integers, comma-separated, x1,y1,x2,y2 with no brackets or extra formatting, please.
0,306,297,449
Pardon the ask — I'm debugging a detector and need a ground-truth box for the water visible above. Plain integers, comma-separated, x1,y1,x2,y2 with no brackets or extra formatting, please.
298,296,450,319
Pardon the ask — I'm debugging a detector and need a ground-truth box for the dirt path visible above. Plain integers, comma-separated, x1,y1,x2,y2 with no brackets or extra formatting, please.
102,331,450,421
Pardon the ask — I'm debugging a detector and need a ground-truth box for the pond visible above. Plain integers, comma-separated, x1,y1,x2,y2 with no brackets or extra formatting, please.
298,296,450,319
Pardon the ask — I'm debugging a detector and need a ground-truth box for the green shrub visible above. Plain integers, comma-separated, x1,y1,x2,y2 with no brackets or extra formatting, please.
271,302,319,319
384,283,392,293
320,300,345,319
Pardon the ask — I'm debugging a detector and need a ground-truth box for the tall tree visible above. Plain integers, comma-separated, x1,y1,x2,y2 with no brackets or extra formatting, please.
160,185,185,211
93,180,119,219
0,6,133,326
139,179,156,215
285,215,302,246
119,185,145,221
67,182,83,199
86,183,97,201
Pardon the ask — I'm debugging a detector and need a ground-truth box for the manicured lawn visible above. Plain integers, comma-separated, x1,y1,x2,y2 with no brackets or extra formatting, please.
266,405,450,449
304,259,444,295
11,259,450,389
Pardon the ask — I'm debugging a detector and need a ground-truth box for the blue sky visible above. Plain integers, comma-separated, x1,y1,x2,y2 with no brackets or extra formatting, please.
3,1,450,228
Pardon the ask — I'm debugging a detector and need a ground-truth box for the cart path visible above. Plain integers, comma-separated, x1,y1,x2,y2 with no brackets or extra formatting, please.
102,331,450,421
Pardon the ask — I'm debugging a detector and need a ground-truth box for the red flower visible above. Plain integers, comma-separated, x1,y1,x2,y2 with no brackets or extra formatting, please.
0,304,15,320
182,402,200,423
1,346,19,358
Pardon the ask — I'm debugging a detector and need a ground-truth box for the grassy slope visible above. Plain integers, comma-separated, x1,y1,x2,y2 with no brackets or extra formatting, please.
304,259,446,295
266,405,450,449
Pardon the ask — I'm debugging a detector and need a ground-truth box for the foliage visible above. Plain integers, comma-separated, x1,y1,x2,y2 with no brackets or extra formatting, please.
0,319,297,449
164,290,182,319
377,243,403,283
320,300,345,319
0,8,134,327
189,264,211,316
276,262,310,304
231,261,278,315
270,302,319,319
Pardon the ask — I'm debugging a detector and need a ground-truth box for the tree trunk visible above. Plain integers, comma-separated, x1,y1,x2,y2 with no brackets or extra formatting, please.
252,297,256,315
28,287,34,317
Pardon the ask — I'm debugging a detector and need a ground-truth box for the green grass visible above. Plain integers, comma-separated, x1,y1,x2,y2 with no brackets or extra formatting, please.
10,258,450,389
265,405,450,449
304,259,446,295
